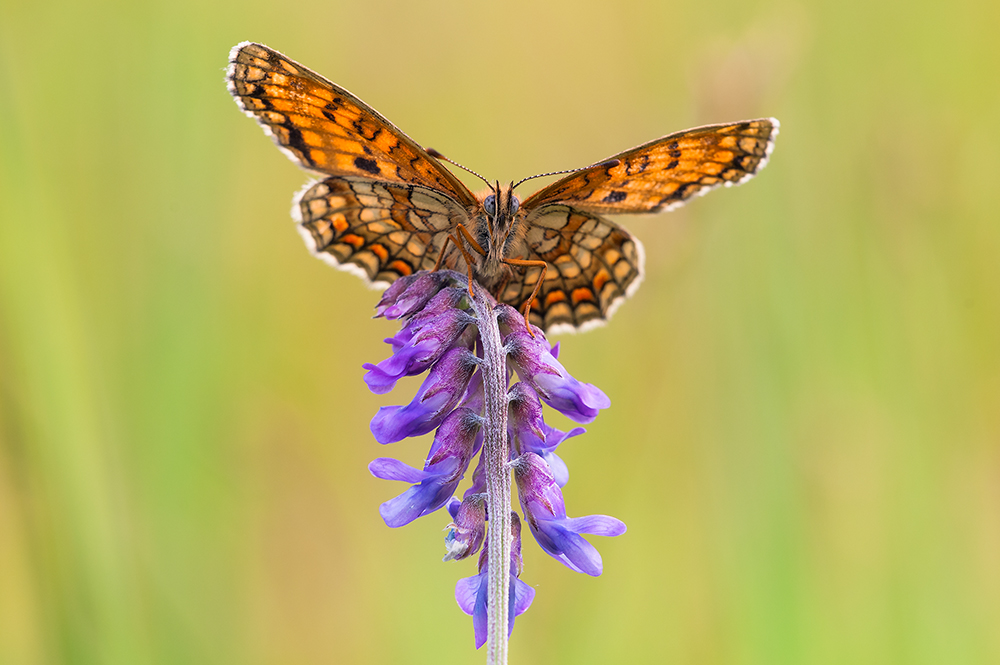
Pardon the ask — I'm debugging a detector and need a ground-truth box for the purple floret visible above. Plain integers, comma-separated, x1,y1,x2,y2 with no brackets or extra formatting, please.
455,513,535,649
369,407,482,527
369,345,479,444
514,452,626,576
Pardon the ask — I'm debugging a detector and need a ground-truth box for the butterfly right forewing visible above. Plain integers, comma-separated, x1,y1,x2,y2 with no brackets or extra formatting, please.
503,118,778,332
521,118,779,215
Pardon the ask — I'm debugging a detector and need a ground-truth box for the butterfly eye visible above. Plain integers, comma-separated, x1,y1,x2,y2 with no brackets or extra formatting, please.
483,194,497,216
510,196,520,215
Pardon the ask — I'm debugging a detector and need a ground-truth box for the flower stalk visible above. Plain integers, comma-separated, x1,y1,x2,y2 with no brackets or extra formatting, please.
468,279,512,664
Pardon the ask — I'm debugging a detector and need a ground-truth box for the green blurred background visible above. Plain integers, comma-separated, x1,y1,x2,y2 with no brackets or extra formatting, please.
2,0,998,662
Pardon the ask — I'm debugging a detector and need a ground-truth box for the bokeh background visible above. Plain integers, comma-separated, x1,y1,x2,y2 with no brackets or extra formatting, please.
2,0,999,663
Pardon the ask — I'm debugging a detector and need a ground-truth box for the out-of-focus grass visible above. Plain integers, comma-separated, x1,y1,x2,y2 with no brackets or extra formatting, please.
1,0,998,663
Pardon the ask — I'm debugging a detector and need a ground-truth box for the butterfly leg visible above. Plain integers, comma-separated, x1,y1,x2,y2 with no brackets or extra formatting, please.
431,234,455,272
455,223,487,257
430,225,485,297
502,257,548,336
452,223,486,298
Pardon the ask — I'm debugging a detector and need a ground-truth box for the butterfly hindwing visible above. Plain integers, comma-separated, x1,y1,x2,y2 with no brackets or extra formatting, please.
294,176,463,287
227,42,477,207
522,119,779,214
499,205,644,333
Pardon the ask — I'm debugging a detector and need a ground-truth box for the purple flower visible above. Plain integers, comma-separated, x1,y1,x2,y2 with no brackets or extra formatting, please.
363,304,475,394
455,513,535,649
460,365,485,415
369,407,482,527
383,286,469,351
363,269,625,649
462,449,487,498
373,273,420,317
513,452,626,576
507,382,585,486
375,271,450,319
500,307,610,423
370,345,479,444
507,382,546,453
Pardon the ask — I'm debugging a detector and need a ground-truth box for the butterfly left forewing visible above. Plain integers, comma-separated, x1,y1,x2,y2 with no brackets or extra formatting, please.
521,118,779,214
227,42,477,207
500,205,644,333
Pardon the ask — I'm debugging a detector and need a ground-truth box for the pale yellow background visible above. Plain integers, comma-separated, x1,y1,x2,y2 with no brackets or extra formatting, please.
1,0,999,663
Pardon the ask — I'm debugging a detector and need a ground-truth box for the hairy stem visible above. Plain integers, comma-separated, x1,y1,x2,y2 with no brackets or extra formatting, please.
470,281,511,665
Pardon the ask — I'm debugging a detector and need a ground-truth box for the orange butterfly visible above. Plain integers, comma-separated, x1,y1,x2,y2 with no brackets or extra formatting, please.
227,42,778,333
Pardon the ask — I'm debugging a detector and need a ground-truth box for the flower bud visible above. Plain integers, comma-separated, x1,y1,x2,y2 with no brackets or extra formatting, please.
378,271,449,319
443,494,486,561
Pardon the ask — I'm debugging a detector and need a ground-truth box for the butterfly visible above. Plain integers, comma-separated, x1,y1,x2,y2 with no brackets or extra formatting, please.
227,42,778,334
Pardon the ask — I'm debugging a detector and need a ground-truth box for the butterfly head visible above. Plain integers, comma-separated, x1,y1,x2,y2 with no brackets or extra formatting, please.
479,181,522,266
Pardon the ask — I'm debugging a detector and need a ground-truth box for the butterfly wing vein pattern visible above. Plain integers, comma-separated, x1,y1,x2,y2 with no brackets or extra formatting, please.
294,177,461,287
227,41,778,333
227,42,475,204
523,120,778,214
506,206,644,333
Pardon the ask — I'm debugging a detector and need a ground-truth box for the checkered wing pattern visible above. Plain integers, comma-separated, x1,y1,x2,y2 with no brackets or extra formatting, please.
499,205,644,333
227,42,476,207
522,119,779,214
294,176,463,287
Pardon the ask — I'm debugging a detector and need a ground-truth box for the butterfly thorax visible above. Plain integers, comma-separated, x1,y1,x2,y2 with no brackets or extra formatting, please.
469,183,525,287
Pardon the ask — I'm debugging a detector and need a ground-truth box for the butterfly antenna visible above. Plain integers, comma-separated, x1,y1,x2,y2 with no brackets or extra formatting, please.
512,158,621,191
426,148,495,192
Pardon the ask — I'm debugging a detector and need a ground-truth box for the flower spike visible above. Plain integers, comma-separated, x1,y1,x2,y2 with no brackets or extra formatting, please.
362,270,624,650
